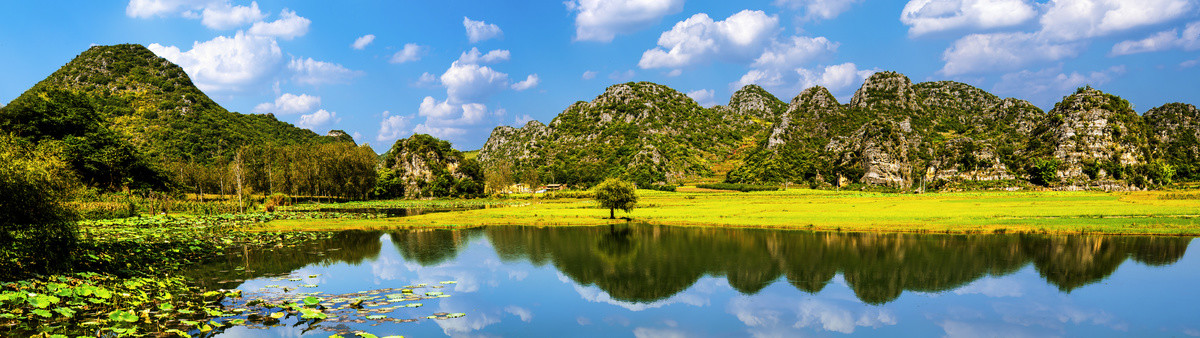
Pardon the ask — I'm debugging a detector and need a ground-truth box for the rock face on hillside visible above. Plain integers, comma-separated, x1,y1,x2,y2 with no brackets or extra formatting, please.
1145,103,1200,177
377,134,483,199
1031,87,1148,185
478,72,1195,191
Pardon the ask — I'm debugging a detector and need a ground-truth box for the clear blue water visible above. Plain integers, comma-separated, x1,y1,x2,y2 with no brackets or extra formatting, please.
193,225,1200,337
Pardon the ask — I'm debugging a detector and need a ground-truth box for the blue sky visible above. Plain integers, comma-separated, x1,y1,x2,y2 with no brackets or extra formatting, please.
1,1,1198,151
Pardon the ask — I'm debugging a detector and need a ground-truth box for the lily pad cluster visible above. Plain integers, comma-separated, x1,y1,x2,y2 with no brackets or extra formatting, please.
0,272,228,336
210,277,467,336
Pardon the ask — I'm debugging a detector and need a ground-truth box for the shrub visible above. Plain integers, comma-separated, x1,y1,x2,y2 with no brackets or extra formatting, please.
0,135,80,279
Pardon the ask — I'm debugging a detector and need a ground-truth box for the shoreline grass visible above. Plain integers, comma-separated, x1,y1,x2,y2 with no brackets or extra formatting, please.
258,189,1200,236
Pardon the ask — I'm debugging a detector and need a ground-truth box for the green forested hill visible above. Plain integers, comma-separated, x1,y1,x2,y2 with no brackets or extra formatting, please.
480,72,1194,191
0,44,346,190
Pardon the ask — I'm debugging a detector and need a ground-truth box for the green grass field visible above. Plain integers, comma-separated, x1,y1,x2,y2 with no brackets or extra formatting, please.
261,189,1200,235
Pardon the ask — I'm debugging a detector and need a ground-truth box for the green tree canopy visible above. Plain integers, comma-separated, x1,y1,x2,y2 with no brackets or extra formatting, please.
593,178,638,219
0,135,79,279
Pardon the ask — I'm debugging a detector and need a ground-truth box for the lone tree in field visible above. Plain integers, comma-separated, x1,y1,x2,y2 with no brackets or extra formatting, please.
594,178,637,219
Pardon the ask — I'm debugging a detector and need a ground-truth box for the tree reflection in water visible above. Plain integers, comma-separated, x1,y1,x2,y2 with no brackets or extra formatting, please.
191,224,1191,305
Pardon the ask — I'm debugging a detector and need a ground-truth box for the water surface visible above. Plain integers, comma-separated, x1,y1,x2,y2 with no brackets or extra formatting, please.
194,224,1200,337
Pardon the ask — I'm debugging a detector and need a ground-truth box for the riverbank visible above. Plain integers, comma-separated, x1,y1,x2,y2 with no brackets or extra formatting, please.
262,189,1200,236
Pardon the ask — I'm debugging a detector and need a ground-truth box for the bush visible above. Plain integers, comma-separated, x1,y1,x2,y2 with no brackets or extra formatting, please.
263,193,292,212
698,183,780,192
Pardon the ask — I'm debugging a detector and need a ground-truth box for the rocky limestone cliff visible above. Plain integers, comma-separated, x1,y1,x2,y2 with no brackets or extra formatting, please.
1034,87,1147,183
480,73,1194,191
378,134,483,199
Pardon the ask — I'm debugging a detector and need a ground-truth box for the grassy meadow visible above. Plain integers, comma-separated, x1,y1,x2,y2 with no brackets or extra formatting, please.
263,189,1200,235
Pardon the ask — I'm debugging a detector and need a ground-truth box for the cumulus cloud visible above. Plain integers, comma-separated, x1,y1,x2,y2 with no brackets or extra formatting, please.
940,32,1082,75
687,89,716,107
412,124,469,140
511,74,540,91
377,111,412,142
351,34,376,50
253,93,320,114
148,31,282,92
200,1,264,30
288,57,362,86
415,72,440,87
774,0,864,21
504,306,533,322
391,43,425,64
992,65,1125,106
296,109,338,130
1111,21,1200,55
734,61,871,97
1040,0,1193,41
441,61,510,102
463,17,503,43
419,97,490,124
900,0,1037,36
797,62,877,91
248,9,310,40
458,48,510,64
752,36,839,70
639,10,781,69
582,70,598,80
566,0,685,42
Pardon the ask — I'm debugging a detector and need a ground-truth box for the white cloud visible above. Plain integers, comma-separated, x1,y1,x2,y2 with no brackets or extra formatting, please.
413,124,468,140
952,278,1024,297
513,114,534,126
511,74,540,91
391,43,425,64
633,327,688,338
1040,0,1193,41
774,0,864,21
463,17,503,43
797,62,877,91
1111,21,1200,55
147,31,282,92
352,34,376,50
900,0,1037,36
419,97,489,125
415,72,440,86
200,1,264,30
288,57,362,86
993,65,1126,106
126,0,221,18
377,111,412,142
458,48,511,64
582,70,598,80
1183,59,1200,68
248,9,310,40
253,93,320,114
609,69,636,81
296,109,338,130
566,0,685,42
752,36,839,70
687,89,716,107
795,300,898,334
504,306,533,322
639,10,781,69
441,61,510,102
940,32,1082,75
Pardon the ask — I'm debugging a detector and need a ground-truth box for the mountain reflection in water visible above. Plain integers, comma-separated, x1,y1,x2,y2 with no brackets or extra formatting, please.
192,224,1190,305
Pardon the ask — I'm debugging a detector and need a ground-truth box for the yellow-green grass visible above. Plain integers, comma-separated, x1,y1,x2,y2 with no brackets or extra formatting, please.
258,189,1200,235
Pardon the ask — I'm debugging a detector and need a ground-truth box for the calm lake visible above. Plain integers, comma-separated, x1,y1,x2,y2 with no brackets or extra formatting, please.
191,224,1200,337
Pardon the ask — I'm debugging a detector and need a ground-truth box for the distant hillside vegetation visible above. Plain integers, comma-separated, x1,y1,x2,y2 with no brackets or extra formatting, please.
480,72,1193,191
0,44,351,191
